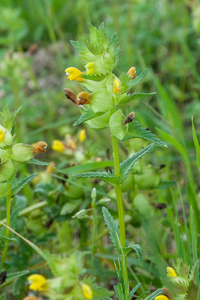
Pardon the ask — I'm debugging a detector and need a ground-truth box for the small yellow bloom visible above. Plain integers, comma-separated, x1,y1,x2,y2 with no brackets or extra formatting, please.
28,274,47,292
81,283,93,299
127,67,136,80
66,134,76,149
155,296,169,300
77,92,91,105
52,140,64,153
65,67,83,81
46,161,56,173
79,129,86,142
0,129,4,142
86,62,94,75
167,267,177,277
113,79,121,94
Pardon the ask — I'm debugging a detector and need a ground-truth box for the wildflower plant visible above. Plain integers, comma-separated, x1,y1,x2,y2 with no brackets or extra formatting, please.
64,24,166,300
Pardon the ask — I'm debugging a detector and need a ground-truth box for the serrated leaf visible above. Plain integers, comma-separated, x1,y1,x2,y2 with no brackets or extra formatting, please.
73,171,119,186
56,161,113,175
123,121,167,147
130,283,141,299
0,270,29,289
130,69,148,88
0,235,16,243
102,207,120,252
114,283,124,300
144,288,163,300
120,144,154,183
27,159,49,166
11,173,38,195
120,69,148,92
118,92,156,106
122,244,143,266
74,109,104,126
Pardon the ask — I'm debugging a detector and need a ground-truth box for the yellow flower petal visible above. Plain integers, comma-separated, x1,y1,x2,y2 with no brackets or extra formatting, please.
127,67,136,80
51,140,64,153
65,67,83,81
0,129,5,142
155,296,169,300
81,283,93,299
113,79,121,94
167,266,177,277
79,129,86,142
77,92,91,105
28,274,47,292
86,62,94,75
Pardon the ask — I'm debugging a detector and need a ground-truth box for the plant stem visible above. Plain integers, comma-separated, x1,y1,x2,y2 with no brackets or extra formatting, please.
2,182,12,266
112,135,129,299
91,200,97,276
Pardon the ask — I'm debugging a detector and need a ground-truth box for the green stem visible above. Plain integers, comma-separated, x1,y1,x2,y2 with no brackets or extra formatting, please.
91,200,97,276
1,182,12,266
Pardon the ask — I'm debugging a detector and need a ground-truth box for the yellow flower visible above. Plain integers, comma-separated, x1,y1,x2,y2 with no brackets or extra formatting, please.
155,296,169,300
81,283,93,299
65,67,83,81
127,67,136,80
0,129,4,142
66,134,76,149
113,79,121,94
46,161,56,173
79,129,86,142
28,274,47,292
86,62,94,75
167,267,177,277
51,140,64,153
77,92,91,105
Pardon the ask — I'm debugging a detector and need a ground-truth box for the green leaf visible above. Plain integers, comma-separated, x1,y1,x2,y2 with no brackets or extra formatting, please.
130,283,141,299
107,32,121,67
120,144,154,183
56,161,113,176
73,171,119,186
120,69,148,93
0,235,16,243
144,288,163,300
73,109,104,126
191,117,200,172
60,200,82,215
11,173,38,195
118,92,156,106
122,244,143,266
130,69,148,88
0,271,29,289
27,159,49,166
157,180,177,189
109,110,125,140
114,283,124,300
123,121,167,147
102,207,120,252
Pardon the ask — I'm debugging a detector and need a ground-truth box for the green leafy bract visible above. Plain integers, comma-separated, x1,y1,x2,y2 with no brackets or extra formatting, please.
118,92,156,106
120,69,148,92
73,109,104,126
11,173,38,195
122,243,143,266
102,207,120,252
130,283,141,299
120,144,154,183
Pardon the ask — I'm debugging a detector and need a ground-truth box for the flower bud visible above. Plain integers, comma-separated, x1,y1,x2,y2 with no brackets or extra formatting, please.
113,79,121,94
77,92,91,105
52,140,64,153
0,159,15,182
86,62,94,74
0,125,13,146
33,142,47,154
72,209,88,219
12,143,34,162
127,67,136,80
81,283,93,299
97,198,110,204
79,129,86,142
91,187,96,200
65,67,83,81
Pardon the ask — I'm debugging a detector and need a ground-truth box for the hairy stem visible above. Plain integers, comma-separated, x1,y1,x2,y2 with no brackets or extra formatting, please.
91,200,97,276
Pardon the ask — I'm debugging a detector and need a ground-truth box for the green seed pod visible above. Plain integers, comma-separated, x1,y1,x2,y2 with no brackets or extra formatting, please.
134,167,160,190
12,143,34,162
0,149,8,162
134,193,154,219
0,159,15,182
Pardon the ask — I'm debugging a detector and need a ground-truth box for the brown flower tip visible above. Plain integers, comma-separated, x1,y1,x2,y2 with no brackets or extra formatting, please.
77,91,91,105
33,142,47,154
64,88,78,105
124,112,135,125
162,287,172,300
127,67,136,80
